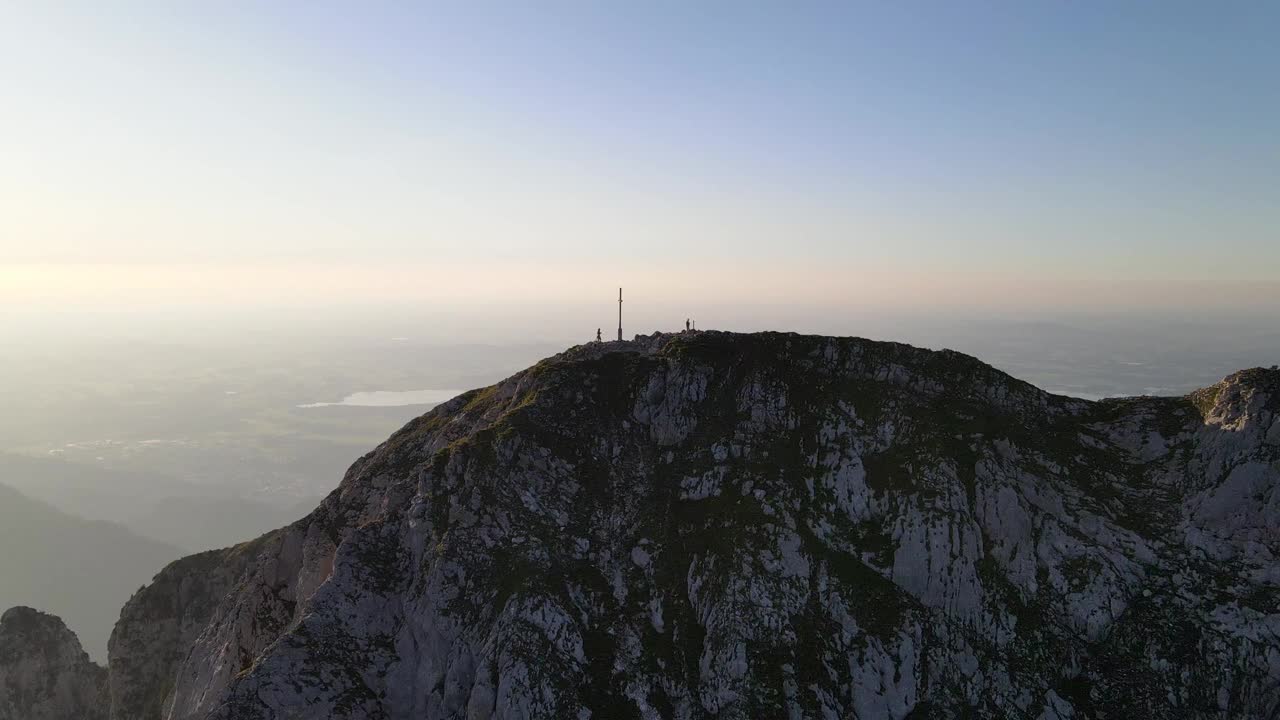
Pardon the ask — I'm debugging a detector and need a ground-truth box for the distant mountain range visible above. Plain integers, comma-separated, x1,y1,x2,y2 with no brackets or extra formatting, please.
0,454,317,553
0,482,181,661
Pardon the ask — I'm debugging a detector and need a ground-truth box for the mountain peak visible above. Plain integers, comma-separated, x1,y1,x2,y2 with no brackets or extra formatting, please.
99,333,1280,719
0,606,107,720
0,605,45,627
1189,365,1280,428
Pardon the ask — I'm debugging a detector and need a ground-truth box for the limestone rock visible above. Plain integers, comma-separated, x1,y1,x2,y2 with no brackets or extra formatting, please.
0,606,108,720
107,332,1280,719
108,533,281,720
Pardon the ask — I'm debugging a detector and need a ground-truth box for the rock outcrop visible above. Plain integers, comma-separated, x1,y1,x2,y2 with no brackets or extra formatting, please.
108,533,280,720
0,606,108,720
106,332,1280,719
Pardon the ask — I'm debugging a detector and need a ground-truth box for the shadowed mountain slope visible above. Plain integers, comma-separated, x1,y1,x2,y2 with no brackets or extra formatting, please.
0,484,181,661
0,606,108,720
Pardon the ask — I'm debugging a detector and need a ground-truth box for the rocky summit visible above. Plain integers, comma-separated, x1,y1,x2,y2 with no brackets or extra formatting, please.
0,606,108,720
13,332,1280,719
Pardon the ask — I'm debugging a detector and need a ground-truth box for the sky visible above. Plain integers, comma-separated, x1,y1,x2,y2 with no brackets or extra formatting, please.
1,2,1277,337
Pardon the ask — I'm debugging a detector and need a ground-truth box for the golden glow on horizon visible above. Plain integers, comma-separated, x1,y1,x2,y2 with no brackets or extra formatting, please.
3,262,1276,314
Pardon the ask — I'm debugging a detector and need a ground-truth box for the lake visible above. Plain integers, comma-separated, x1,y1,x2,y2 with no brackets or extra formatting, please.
298,389,464,408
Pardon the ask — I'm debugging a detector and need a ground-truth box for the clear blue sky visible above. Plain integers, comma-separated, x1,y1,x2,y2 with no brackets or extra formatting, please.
2,2,1277,322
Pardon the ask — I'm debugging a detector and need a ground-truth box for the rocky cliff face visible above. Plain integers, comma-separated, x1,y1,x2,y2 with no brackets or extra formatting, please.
107,332,1280,719
109,533,280,720
0,606,108,720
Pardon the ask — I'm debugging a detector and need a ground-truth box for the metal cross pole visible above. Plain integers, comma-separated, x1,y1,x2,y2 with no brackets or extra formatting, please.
617,288,623,341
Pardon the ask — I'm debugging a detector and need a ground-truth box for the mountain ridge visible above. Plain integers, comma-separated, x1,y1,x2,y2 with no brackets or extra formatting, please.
8,331,1279,719
122,332,1280,718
